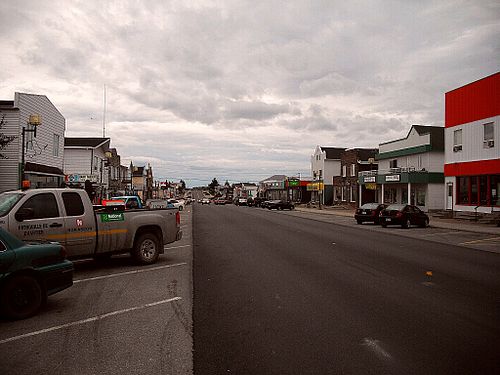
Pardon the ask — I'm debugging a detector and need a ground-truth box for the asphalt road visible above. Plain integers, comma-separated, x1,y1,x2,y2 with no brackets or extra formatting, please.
0,208,193,375
193,204,500,375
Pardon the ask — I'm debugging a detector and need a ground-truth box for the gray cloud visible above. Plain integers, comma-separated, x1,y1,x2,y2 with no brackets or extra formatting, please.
0,0,498,186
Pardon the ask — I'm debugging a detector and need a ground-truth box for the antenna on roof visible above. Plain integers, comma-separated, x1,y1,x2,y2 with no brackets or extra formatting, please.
102,84,106,137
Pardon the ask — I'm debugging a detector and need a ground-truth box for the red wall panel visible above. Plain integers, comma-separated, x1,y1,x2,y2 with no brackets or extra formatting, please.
444,159,500,176
445,72,500,128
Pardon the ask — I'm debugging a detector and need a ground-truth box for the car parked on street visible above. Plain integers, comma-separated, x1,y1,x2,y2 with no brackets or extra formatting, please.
236,198,248,206
201,198,211,205
252,197,267,207
354,203,387,224
167,199,184,211
379,204,430,228
267,200,295,210
0,227,74,320
214,198,226,205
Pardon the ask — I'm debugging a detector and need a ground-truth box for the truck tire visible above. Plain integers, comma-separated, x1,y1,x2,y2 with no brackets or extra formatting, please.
0,275,44,320
133,233,160,265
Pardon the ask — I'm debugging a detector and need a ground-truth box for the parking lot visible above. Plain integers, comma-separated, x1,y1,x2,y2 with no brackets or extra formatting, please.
0,208,193,375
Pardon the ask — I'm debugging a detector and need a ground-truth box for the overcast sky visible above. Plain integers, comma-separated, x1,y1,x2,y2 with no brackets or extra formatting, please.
1,1,498,186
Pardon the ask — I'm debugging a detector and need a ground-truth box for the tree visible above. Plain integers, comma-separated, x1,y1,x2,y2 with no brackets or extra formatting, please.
208,177,219,195
179,179,186,193
0,114,17,159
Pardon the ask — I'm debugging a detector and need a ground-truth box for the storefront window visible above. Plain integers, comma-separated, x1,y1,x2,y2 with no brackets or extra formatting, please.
385,187,397,204
470,177,478,204
492,175,499,206
416,186,426,206
402,188,408,204
457,177,469,204
479,176,488,205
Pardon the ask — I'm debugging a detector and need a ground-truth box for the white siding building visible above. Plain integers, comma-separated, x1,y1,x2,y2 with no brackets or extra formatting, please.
359,125,445,212
0,93,65,192
64,137,110,202
311,146,344,205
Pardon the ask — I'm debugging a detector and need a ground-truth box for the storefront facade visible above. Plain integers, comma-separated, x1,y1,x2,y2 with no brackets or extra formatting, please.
359,125,445,212
444,72,500,213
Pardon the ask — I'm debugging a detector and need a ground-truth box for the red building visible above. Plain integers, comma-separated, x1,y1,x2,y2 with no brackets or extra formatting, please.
444,72,500,213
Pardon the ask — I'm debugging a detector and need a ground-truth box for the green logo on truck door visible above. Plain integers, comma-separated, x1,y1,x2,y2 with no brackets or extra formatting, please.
100,213,125,222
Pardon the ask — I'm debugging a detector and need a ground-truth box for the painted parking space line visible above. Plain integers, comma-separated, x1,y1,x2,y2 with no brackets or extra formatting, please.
0,297,182,345
73,262,187,283
460,236,500,245
165,244,191,250
361,338,392,360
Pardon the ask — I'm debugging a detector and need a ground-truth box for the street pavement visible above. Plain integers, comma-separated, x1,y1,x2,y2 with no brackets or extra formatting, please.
193,203,500,375
295,205,500,235
291,206,500,253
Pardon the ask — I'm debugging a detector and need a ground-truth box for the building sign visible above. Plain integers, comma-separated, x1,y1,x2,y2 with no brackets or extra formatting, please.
288,179,300,187
385,175,400,182
66,174,98,183
365,183,377,190
307,182,324,191
364,176,376,183
100,213,125,222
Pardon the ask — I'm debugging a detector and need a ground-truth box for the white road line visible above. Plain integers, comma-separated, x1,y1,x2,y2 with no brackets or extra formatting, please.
0,297,182,345
73,262,187,283
460,236,500,245
165,244,191,250
361,338,392,360
418,231,459,236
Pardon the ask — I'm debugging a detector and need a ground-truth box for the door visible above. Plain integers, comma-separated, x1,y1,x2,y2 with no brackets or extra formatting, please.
446,183,453,210
9,192,65,244
61,191,97,257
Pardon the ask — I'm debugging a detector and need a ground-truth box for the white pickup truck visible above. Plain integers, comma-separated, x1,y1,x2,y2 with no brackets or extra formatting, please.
0,188,182,265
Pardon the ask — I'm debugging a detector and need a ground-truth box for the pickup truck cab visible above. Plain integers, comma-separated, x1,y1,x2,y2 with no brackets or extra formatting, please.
0,188,182,265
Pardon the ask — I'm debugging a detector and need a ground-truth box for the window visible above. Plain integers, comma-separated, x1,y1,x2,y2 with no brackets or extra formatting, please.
62,192,84,216
471,177,478,204
53,134,60,156
483,122,494,148
453,129,463,152
342,165,347,177
351,164,356,177
350,185,356,202
18,193,59,219
457,177,469,204
389,159,398,169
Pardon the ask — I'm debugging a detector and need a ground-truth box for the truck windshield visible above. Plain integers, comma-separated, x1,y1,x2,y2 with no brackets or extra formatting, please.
0,192,24,217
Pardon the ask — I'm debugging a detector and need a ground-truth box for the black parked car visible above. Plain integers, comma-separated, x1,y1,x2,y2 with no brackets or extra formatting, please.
253,197,268,208
267,200,295,210
379,204,430,228
355,203,387,224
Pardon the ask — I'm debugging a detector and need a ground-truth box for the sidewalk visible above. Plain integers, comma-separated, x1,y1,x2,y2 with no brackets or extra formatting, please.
294,205,500,235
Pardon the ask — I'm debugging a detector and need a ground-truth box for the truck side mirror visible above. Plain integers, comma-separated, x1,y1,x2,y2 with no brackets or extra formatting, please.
15,208,35,222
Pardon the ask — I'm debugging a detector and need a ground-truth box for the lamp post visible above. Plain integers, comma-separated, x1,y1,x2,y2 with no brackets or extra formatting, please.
20,115,41,189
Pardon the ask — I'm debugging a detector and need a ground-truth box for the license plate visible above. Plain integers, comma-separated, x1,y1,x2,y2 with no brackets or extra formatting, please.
386,218,391,222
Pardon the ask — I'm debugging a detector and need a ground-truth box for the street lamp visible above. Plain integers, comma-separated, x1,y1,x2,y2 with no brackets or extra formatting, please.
20,114,41,189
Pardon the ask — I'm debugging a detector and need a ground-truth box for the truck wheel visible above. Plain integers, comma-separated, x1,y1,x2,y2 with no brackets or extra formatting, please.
0,275,43,320
133,233,160,265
